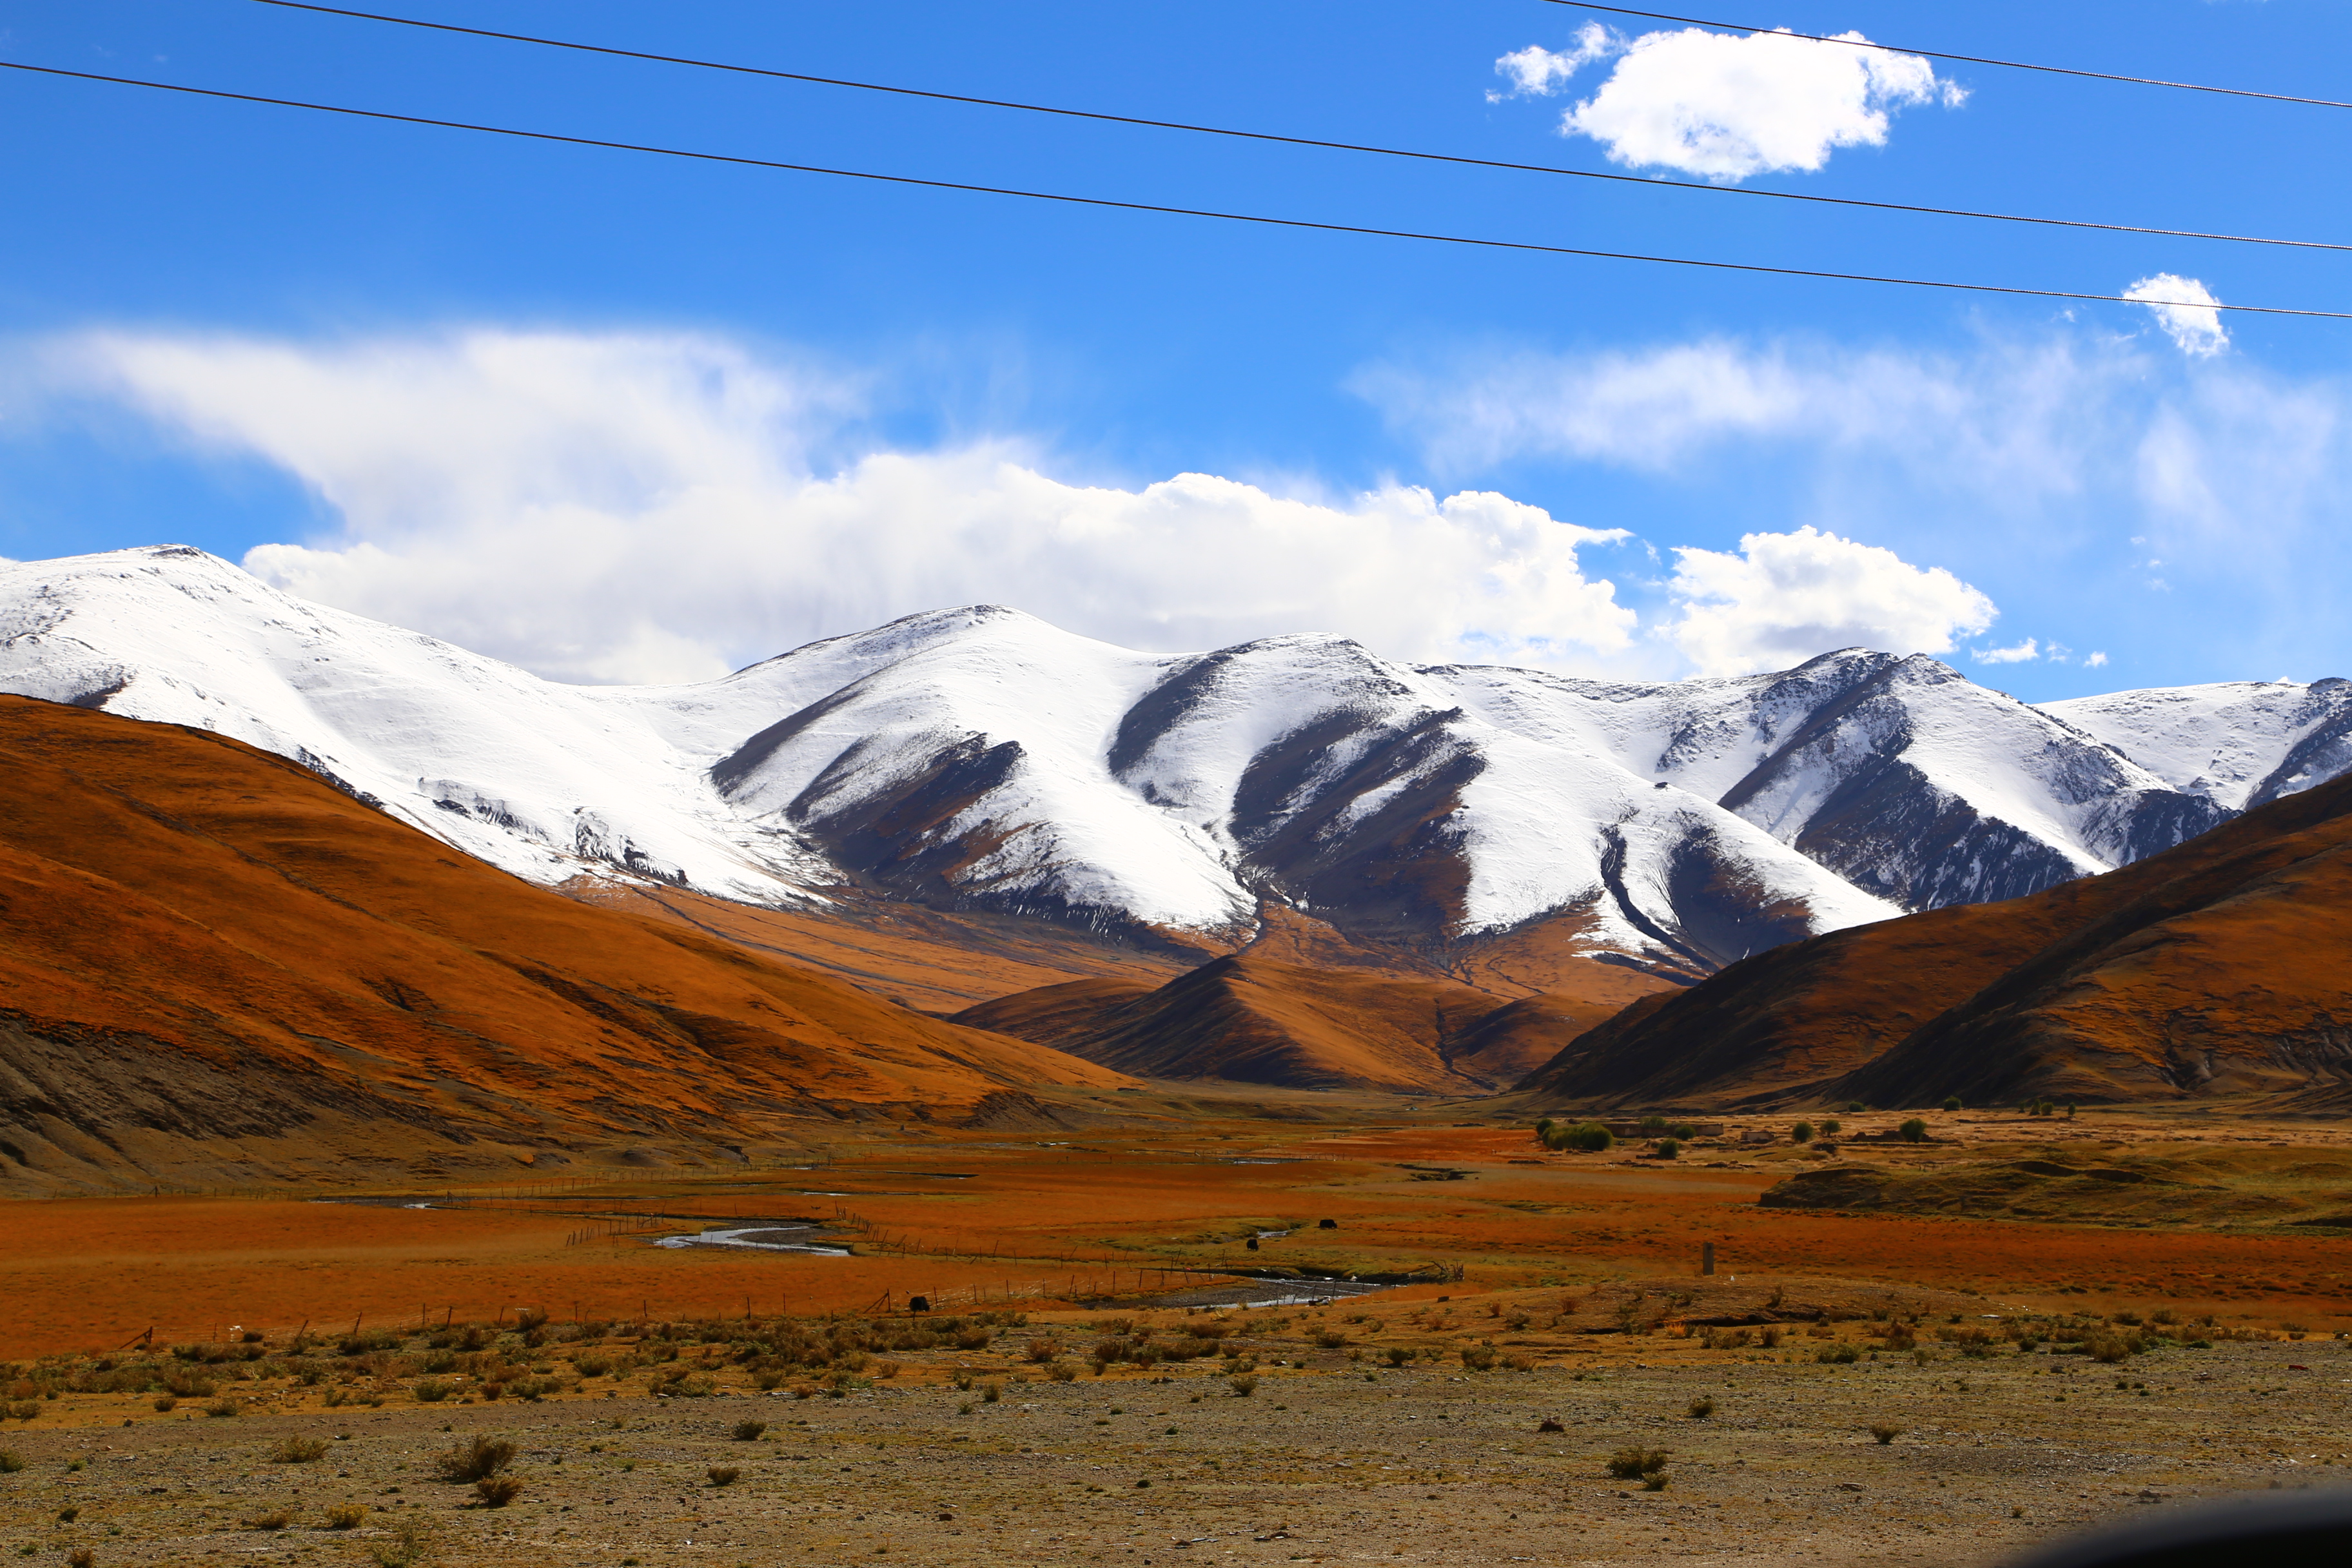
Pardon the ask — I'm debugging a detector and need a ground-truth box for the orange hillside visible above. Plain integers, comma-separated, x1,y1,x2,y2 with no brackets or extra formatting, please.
0,696,1128,1192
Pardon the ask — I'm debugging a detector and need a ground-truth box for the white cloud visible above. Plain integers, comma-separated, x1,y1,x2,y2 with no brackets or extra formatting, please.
1663,525,1997,676
1351,335,2110,496
2123,274,2228,357
2085,651,2109,668
1494,25,1964,180
46,329,1640,684
1973,636,2040,664
1489,24,1614,99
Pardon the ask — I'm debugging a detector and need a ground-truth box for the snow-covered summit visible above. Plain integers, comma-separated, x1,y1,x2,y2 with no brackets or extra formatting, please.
2,546,2339,977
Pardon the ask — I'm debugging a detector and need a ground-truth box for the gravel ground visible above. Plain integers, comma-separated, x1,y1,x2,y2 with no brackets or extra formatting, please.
4,1335,2346,1568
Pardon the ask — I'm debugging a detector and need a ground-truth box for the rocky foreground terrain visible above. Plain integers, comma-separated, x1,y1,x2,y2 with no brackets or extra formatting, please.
3,1282,2344,1568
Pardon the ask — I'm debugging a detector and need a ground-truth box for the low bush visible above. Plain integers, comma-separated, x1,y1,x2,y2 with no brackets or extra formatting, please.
1897,1119,1929,1143
1791,1121,1814,1143
730,1420,767,1442
0,1451,20,1474
1228,1375,1259,1396
412,1381,449,1404
244,1511,295,1532
435,1436,516,1484
204,1398,242,1419
1605,1446,1669,1480
1869,1424,1901,1445
1816,1343,1859,1364
270,1436,328,1464
1687,1396,1715,1419
322,1506,366,1531
706,1467,740,1487
472,1476,524,1509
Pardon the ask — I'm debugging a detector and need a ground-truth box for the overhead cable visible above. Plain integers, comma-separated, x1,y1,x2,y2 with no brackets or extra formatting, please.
4,57,2342,322
1549,3,2352,111
244,0,2351,255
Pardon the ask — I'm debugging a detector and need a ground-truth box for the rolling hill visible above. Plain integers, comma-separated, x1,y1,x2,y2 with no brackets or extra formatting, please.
1514,769,2352,1110
950,953,1655,1093
0,696,1130,1193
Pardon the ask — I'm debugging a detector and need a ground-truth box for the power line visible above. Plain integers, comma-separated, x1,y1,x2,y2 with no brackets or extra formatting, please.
1551,3,2352,111
3,57,2342,323
246,0,2351,255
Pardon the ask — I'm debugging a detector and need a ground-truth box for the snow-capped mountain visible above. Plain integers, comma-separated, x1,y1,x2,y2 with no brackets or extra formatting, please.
2044,680,2352,814
2,546,2342,979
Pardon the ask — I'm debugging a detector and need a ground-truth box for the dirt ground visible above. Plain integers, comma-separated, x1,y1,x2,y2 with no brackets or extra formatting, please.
7,1103,2352,1567
1,1289,2347,1568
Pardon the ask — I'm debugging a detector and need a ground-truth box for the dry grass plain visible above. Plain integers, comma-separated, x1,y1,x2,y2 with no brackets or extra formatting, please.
7,1102,2352,1566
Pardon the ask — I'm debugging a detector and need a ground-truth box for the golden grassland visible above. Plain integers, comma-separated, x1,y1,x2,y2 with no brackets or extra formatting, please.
8,1108,2352,1360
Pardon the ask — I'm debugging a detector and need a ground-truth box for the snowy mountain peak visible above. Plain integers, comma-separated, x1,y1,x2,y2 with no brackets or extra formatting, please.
2,545,2342,981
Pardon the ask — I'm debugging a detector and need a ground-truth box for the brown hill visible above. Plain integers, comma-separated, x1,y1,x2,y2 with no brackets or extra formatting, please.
1515,770,2352,1110
0,697,1131,1192
950,954,1647,1093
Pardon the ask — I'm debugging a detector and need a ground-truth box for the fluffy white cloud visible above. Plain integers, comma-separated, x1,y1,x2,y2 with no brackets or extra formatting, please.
2084,651,2110,668
1493,26,1963,180
1664,525,1996,676
47,329,1640,684
2123,273,2229,357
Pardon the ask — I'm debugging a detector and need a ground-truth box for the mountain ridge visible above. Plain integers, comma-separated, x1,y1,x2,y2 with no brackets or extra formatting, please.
6,545,2346,992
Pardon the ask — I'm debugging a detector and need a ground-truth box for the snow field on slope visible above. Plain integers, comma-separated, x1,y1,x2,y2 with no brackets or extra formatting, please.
710,610,1256,931
2046,681,2349,810
0,550,830,903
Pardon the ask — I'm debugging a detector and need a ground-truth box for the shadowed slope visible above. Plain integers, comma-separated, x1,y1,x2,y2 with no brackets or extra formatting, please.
0,698,1130,1191
1514,771,2352,1110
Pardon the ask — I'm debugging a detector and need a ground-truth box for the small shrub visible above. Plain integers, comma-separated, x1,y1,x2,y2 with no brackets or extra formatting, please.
0,1451,20,1473
1816,1343,1859,1364
270,1436,328,1464
572,1355,612,1378
1536,1418,1564,1433
1844,1101,1865,1113
56,1507,79,1524
706,1466,740,1487
1314,1330,1349,1349
1025,1339,1063,1364
1897,1118,1929,1143
1383,1346,1415,1367
150,1395,176,1413
1228,1375,1259,1396
323,1506,366,1531
412,1381,449,1404
1640,1473,1669,1491
66,1552,95,1568
1654,1138,1681,1159
204,1398,241,1419
1821,1119,1843,1136
731,1420,767,1442
435,1436,516,1483
1687,1396,1714,1419
1869,1424,1901,1445
1543,1121,1613,1152
472,1476,523,1509
1605,1446,1669,1480
245,1510,295,1532
1941,1096,1963,1112
1460,1346,1496,1371
1791,1121,1814,1143
368,1520,429,1568
981,1382,1003,1404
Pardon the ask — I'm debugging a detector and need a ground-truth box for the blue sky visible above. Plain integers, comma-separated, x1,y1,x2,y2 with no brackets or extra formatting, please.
3,1,2349,696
